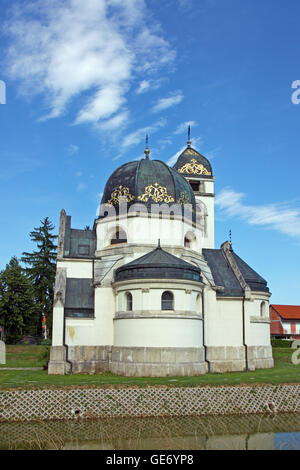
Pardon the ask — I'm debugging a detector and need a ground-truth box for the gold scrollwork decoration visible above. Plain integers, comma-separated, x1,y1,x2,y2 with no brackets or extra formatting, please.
107,185,135,206
178,158,211,175
185,149,198,155
138,182,175,203
177,191,191,204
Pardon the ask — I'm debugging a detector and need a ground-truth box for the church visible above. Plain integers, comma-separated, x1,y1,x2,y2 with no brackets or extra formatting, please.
48,130,273,376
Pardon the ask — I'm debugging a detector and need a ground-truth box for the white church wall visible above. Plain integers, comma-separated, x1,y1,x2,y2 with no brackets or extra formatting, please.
65,319,97,345
94,287,115,345
195,196,214,249
114,280,203,314
248,322,271,346
63,286,115,346
56,259,93,279
96,216,203,252
244,296,272,347
113,318,203,348
203,180,214,193
52,305,64,346
205,294,244,347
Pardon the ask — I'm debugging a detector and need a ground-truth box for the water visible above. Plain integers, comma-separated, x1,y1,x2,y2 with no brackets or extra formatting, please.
1,413,300,450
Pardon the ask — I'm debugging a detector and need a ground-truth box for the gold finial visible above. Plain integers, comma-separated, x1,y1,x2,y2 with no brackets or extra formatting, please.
144,134,150,159
187,125,191,147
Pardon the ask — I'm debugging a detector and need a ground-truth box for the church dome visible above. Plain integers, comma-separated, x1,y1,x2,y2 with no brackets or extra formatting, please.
100,153,196,217
173,130,213,178
115,244,202,282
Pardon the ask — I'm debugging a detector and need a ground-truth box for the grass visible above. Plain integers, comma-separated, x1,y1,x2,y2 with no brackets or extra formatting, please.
0,346,299,390
0,345,48,368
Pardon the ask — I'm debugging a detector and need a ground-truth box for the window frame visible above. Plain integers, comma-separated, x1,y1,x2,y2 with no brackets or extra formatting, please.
126,292,133,311
161,291,174,311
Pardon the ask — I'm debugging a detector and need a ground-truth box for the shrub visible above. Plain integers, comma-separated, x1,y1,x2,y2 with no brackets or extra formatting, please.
39,338,52,346
271,338,292,348
38,347,50,369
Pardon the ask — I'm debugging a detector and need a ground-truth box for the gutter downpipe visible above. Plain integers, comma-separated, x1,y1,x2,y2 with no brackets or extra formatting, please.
202,287,210,373
63,314,73,375
242,296,249,372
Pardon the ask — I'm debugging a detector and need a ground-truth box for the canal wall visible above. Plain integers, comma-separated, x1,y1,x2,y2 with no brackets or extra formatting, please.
0,384,300,422
1,414,300,450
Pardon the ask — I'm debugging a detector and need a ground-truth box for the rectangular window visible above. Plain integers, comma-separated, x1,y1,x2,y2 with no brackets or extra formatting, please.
78,244,90,255
190,182,199,192
64,308,94,318
64,278,95,318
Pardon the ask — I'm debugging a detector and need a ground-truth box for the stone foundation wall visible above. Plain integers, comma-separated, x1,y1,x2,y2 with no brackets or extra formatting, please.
48,344,274,376
110,346,208,377
206,346,246,373
48,346,69,375
48,346,111,375
205,346,274,373
247,346,274,370
68,346,111,374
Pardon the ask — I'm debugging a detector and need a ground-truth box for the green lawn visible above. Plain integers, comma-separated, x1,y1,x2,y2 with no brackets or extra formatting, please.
0,345,48,368
0,346,299,390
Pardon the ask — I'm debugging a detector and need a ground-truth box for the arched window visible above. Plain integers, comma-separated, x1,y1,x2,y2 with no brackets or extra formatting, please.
196,293,202,314
161,291,174,310
196,201,208,237
110,227,127,245
184,231,197,251
260,301,266,317
184,237,191,248
126,292,133,311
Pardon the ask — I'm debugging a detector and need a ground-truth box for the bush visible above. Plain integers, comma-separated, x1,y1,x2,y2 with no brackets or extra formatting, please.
18,335,39,345
39,338,52,346
38,346,50,369
271,338,292,348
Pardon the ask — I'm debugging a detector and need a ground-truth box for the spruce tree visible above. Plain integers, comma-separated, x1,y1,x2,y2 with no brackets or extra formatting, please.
21,217,57,338
0,257,37,344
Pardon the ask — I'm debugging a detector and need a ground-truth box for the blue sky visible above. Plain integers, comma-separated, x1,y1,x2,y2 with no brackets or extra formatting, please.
0,0,300,304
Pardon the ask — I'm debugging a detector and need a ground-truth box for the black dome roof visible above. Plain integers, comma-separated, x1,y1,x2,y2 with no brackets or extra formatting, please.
100,157,196,217
115,245,202,282
173,146,213,178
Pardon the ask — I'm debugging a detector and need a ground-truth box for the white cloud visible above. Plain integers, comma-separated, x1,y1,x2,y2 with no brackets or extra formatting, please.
76,182,87,192
67,144,79,156
75,84,127,125
4,0,176,127
96,110,129,132
136,80,151,94
173,121,197,135
178,0,192,7
159,137,173,147
205,146,221,160
167,145,186,167
215,187,300,239
135,78,164,95
152,91,184,113
120,118,167,152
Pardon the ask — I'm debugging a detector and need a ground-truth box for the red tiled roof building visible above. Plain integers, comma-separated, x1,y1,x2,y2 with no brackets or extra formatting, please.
270,305,300,339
